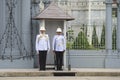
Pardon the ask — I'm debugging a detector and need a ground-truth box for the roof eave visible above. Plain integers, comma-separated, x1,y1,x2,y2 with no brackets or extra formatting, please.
32,17,75,21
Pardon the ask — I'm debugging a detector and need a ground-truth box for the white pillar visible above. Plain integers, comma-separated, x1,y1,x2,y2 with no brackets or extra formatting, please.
87,0,92,45
22,0,31,53
105,0,113,55
63,20,67,69
117,0,120,51
39,20,45,29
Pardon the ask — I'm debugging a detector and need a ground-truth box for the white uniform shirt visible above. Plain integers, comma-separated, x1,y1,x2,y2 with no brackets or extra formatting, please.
52,35,66,51
36,34,50,51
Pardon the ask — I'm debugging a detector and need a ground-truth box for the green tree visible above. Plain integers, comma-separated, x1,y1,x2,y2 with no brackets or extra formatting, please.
112,26,116,49
66,30,74,42
92,25,99,48
66,29,74,49
72,31,89,49
100,24,105,49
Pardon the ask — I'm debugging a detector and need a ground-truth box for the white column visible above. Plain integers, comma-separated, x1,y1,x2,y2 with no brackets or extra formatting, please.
117,0,120,51
63,20,67,69
87,0,92,45
39,20,45,29
22,0,31,53
105,0,113,55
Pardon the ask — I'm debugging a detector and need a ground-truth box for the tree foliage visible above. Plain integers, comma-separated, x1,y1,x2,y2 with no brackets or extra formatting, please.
92,25,99,48
100,24,105,49
72,31,89,49
66,30,74,42
112,26,116,49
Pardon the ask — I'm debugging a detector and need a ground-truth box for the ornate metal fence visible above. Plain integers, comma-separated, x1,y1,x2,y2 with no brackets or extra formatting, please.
55,0,119,68
55,1,117,50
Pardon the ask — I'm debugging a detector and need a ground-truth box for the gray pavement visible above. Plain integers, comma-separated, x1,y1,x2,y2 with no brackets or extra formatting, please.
0,77,120,80
1,68,120,72
1,68,120,77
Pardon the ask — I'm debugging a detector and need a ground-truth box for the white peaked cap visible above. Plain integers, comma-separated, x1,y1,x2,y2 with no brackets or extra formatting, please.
40,26,46,31
56,27,62,32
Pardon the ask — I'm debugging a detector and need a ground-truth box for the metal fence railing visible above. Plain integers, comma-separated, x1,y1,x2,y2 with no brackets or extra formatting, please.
54,1,117,50
66,24,117,50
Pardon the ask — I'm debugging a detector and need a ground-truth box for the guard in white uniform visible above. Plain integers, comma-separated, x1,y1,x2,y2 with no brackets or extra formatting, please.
36,26,50,70
52,28,66,70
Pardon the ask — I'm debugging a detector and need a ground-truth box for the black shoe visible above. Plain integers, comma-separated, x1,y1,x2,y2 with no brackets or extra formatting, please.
39,68,46,71
56,68,63,71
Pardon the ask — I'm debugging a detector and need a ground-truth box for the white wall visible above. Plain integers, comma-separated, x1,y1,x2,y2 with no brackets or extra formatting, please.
66,50,120,68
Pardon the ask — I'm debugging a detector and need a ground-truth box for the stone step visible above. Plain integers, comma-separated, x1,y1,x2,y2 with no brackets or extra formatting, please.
0,69,120,77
